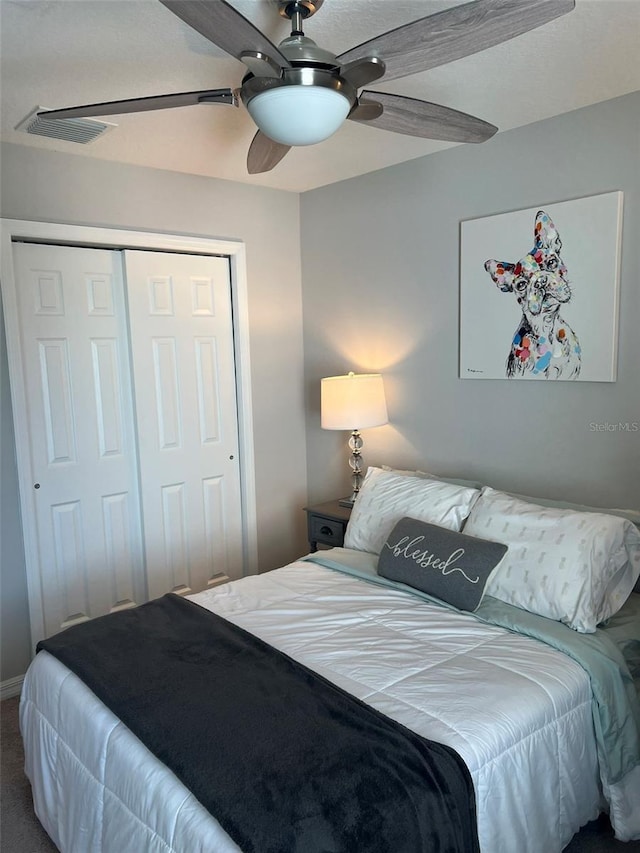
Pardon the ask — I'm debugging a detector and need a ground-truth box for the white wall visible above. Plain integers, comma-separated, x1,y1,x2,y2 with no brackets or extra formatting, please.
301,93,640,510
0,142,308,680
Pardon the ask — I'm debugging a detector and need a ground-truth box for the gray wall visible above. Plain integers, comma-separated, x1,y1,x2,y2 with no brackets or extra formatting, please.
301,93,640,509
0,142,308,681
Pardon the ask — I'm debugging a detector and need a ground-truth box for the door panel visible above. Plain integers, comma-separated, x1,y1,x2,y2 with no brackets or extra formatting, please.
124,250,243,599
13,243,145,637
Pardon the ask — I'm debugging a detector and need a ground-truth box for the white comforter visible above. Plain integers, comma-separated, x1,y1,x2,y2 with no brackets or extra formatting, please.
21,556,603,852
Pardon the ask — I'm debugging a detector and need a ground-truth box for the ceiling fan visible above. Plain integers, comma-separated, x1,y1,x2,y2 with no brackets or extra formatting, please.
39,0,575,175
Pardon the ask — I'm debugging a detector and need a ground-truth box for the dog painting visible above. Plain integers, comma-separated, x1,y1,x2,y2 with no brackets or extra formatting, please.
459,192,622,382
484,210,581,379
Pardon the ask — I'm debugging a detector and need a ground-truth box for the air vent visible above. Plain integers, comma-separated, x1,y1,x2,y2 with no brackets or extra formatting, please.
15,107,117,144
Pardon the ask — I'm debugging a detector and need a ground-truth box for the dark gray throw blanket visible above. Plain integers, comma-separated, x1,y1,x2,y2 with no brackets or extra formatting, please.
37,593,480,853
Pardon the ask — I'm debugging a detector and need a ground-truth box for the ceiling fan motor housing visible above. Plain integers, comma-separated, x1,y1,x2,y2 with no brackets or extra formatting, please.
241,33,357,146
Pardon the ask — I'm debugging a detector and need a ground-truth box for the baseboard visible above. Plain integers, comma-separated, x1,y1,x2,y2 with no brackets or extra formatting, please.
1,674,24,701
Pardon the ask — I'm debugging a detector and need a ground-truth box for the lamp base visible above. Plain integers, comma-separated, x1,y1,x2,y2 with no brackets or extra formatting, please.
338,497,354,508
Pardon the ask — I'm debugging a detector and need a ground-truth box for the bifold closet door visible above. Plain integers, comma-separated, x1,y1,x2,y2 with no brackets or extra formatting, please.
12,243,145,638
123,250,243,599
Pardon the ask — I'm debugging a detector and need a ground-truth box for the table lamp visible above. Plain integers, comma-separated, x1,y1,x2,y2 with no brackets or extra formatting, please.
321,372,388,506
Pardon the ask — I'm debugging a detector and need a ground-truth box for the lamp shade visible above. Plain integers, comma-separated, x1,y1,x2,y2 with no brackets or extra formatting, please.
246,86,351,146
321,373,388,430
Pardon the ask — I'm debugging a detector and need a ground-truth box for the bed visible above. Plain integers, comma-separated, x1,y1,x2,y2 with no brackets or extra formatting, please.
20,468,640,852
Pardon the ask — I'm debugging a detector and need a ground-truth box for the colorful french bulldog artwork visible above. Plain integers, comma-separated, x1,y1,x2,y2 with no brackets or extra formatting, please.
484,210,581,379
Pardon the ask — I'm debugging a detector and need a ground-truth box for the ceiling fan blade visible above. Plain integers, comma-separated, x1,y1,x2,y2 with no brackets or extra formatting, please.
38,89,237,121
160,0,291,72
336,0,575,83
247,130,291,174
351,91,498,143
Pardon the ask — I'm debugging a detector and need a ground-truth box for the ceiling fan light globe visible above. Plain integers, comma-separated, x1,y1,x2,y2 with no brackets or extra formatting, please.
247,86,350,146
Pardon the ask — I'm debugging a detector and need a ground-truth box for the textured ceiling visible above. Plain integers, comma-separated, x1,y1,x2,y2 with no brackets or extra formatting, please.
1,0,639,193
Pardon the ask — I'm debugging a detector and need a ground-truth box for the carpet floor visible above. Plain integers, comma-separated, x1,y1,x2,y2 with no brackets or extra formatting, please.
1,695,638,852
1,697,57,852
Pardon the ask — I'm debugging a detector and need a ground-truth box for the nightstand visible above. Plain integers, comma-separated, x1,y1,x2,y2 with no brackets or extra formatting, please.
303,500,352,552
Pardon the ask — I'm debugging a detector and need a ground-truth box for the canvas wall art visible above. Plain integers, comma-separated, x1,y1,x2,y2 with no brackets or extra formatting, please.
459,191,623,381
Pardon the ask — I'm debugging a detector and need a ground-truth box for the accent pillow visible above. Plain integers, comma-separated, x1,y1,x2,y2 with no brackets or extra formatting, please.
463,487,640,632
378,517,508,611
344,467,480,555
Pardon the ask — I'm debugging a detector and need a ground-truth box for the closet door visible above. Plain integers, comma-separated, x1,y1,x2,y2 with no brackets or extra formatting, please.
124,250,243,598
12,243,145,638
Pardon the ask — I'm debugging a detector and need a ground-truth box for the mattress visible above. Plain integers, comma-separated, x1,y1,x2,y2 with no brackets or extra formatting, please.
20,554,603,852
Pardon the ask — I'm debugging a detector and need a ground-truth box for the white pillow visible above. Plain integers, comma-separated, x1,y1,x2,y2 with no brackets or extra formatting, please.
463,487,640,633
381,465,483,491
344,467,480,555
